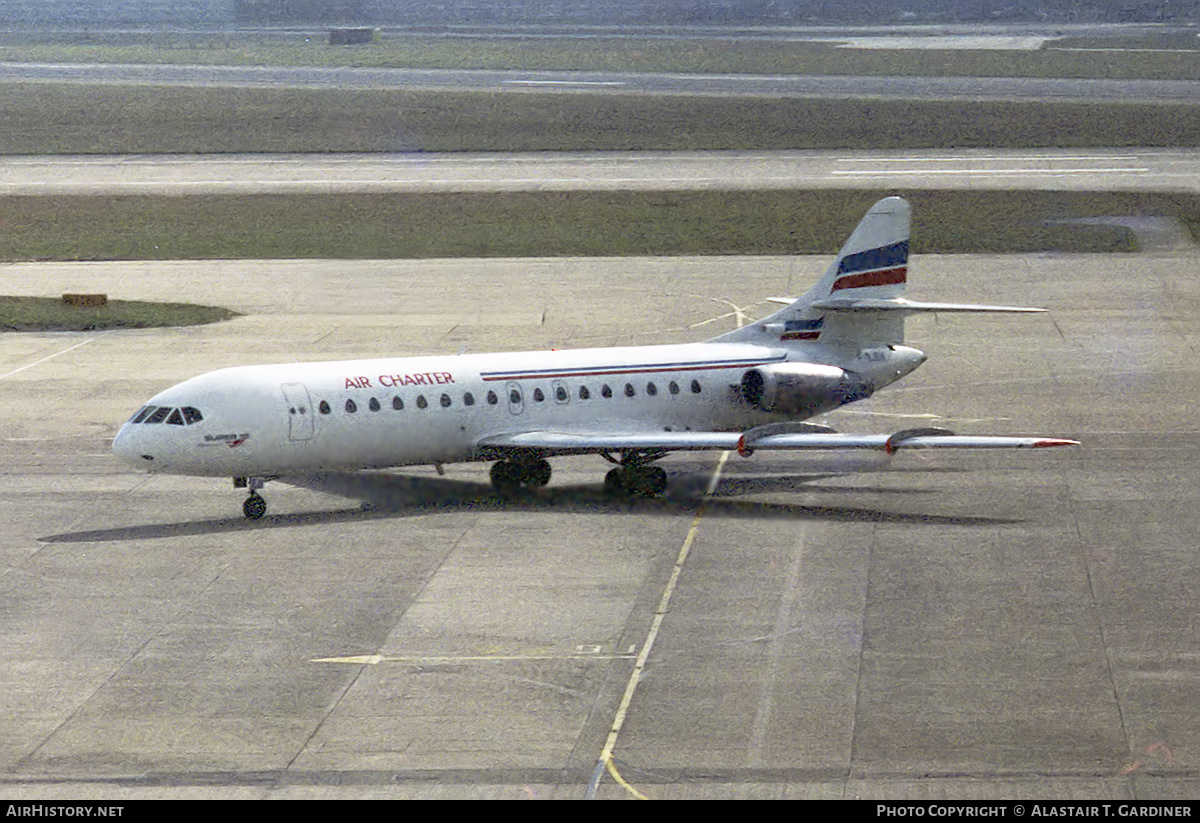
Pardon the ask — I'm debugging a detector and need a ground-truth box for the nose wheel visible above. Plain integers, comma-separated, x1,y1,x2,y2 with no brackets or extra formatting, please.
243,491,267,520
235,477,270,520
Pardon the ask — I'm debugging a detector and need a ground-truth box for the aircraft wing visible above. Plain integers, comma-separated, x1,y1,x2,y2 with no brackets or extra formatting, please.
477,428,1079,458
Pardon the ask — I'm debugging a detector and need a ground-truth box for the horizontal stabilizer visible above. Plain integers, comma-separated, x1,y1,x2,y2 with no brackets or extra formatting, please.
810,297,1047,314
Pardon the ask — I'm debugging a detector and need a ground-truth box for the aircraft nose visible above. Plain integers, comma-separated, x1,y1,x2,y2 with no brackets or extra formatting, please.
112,425,154,468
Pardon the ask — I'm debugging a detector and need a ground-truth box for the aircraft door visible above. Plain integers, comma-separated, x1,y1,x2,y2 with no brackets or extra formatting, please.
281,382,315,442
506,382,524,415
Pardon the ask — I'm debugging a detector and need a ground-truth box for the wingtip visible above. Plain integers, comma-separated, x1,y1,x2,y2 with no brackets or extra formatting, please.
1032,439,1081,448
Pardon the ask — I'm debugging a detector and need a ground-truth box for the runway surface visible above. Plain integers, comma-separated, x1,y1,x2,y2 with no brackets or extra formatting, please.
2,60,1198,103
0,251,1196,798
4,149,1199,195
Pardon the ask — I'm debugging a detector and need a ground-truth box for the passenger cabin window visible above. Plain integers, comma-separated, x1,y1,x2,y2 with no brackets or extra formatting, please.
319,401,331,415
624,383,635,398
345,399,357,413
487,391,499,405
691,379,702,393
669,381,680,395
392,396,404,410
533,388,545,402
579,386,590,400
417,395,428,409
440,393,452,408
555,385,568,402
646,382,657,396
463,392,475,406
369,398,381,412
601,384,612,398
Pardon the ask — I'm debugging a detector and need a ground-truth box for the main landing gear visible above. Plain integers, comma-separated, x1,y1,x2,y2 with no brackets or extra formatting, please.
602,450,669,497
488,453,669,498
489,458,552,496
604,464,668,497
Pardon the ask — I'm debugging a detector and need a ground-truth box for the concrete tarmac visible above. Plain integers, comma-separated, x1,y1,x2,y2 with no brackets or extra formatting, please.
0,251,1196,798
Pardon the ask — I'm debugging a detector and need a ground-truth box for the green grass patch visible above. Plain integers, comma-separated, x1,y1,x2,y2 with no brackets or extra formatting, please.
3,189,1191,262
0,297,239,332
1,83,1198,154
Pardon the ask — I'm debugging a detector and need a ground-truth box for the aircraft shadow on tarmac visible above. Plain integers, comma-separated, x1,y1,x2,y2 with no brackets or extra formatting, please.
41,467,1012,544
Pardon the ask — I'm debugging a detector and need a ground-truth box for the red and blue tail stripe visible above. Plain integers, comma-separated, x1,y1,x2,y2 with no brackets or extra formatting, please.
831,240,908,293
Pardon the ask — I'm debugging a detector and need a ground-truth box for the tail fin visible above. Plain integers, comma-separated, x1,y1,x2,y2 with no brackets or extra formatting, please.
800,196,911,306
712,196,1045,349
714,196,911,347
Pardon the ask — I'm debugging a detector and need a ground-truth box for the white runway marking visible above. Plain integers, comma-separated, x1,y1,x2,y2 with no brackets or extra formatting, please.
836,154,1143,163
0,335,105,382
503,79,625,87
832,167,1148,176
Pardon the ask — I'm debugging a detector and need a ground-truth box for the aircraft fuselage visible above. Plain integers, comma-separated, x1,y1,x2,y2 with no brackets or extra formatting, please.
111,340,921,478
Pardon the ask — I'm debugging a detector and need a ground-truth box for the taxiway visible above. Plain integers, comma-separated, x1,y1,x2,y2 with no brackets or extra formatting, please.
0,250,1196,798
2,61,1197,103
3,149,1198,195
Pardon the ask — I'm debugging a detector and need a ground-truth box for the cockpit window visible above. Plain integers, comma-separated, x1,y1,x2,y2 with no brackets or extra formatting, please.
132,405,203,425
144,406,171,424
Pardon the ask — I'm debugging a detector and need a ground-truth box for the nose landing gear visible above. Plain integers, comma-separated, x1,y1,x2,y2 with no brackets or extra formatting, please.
243,491,267,520
235,476,269,520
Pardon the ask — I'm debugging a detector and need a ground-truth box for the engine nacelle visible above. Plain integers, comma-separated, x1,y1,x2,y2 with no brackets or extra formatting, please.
740,363,873,414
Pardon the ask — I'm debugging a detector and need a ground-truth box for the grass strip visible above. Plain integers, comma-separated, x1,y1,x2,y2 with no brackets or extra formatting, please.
1,84,1198,154
4,189,1195,262
0,297,238,332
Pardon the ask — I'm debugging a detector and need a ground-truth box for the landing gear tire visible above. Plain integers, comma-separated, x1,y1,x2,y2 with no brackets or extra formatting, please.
605,467,625,494
490,461,521,496
634,465,668,496
525,458,552,488
604,465,668,497
490,459,552,496
243,491,267,520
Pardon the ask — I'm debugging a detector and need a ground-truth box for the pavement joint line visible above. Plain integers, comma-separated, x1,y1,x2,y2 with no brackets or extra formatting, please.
587,448,732,799
311,652,637,664
747,525,807,767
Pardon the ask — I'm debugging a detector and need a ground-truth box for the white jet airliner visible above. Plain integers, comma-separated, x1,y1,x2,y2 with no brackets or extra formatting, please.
112,197,1078,519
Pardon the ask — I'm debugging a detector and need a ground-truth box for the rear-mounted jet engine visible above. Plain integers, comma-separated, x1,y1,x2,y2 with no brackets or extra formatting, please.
740,363,873,415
